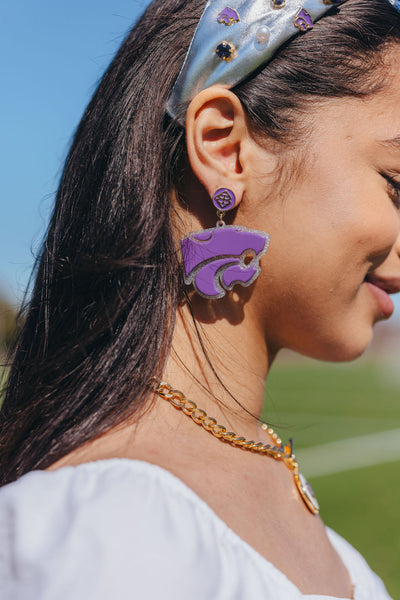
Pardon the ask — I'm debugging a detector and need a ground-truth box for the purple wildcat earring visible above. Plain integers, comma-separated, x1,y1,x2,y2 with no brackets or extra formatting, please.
181,189,270,299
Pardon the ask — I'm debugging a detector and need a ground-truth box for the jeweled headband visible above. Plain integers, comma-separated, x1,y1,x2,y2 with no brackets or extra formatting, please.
167,0,400,122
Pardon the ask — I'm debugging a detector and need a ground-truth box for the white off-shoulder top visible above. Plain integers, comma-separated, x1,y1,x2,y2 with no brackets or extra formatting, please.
0,459,393,600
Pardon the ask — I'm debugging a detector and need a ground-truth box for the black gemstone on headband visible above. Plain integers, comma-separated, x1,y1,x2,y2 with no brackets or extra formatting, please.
272,0,286,8
216,42,234,61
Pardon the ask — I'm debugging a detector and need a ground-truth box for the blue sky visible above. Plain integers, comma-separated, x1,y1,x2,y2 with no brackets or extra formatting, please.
1,1,399,319
1,1,151,303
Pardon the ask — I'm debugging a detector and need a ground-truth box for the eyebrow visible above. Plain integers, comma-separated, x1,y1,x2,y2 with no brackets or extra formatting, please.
379,135,400,150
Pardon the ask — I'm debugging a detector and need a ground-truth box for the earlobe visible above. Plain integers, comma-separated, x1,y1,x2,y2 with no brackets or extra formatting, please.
185,87,248,202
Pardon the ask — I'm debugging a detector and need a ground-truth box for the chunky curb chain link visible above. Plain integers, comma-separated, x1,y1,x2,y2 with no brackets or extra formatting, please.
151,378,298,469
150,378,322,516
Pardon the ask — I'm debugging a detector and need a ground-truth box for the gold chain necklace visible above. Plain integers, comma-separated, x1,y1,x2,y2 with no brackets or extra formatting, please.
151,379,320,515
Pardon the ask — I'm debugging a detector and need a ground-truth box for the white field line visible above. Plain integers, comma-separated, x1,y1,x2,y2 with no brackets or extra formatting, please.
275,411,400,424
296,428,400,478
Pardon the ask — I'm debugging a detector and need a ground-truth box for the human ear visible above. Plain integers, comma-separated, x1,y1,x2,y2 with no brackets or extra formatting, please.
185,87,251,207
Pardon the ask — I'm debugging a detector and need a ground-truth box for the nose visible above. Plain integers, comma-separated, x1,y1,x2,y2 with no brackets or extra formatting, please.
382,222,400,279
394,224,400,258
389,226,400,281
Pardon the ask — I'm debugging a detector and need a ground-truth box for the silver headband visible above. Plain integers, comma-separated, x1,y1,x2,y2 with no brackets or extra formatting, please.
167,0,400,123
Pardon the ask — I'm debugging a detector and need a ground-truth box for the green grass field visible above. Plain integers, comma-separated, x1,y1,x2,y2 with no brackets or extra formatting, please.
263,360,400,599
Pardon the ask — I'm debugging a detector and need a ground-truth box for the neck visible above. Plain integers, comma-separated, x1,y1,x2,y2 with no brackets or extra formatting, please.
47,292,278,471
162,294,277,436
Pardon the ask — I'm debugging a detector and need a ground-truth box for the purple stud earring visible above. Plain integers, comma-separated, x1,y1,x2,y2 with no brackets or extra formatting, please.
181,189,270,299
212,188,236,211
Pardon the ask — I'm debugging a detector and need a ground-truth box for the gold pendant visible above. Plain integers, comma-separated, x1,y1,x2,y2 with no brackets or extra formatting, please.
294,472,320,515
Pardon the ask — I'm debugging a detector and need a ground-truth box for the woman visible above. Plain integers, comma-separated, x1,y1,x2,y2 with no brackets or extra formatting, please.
1,0,399,598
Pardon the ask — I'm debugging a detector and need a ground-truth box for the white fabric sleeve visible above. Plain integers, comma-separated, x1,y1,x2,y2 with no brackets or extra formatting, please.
0,460,284,600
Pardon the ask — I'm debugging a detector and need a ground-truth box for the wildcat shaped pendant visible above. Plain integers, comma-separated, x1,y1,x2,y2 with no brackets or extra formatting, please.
181,189,270,299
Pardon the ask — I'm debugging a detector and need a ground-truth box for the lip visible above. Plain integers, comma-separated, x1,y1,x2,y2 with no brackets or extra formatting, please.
365,275,400,295
364,275,399,318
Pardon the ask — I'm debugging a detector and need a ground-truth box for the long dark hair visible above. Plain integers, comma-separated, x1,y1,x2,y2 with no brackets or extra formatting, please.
1,0,399,486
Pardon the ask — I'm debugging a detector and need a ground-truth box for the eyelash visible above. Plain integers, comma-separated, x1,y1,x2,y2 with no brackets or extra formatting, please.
383,174,400,209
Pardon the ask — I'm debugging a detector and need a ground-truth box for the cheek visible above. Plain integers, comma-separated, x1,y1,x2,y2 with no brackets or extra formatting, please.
265,196,357,286
282,181,398,274
254,188,398,360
